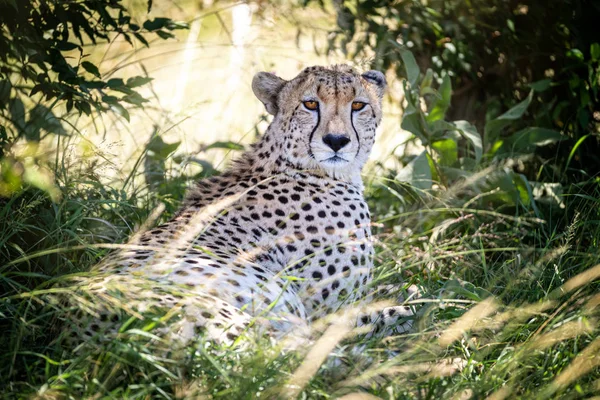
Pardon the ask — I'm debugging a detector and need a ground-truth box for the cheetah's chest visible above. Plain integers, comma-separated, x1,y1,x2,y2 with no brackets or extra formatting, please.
196,174,374,317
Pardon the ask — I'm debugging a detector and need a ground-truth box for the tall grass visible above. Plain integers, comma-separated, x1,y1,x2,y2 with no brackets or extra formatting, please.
1,150,599,398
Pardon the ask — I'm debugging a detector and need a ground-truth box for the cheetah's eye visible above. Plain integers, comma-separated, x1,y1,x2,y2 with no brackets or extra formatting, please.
303,100,319,111
351,102,367,111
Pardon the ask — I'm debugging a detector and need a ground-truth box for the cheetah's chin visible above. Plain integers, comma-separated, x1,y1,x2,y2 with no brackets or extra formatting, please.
311,157,358,182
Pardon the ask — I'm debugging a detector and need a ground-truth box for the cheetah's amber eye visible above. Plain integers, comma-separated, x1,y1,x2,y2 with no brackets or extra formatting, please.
303,100,318,110
352,102,367,111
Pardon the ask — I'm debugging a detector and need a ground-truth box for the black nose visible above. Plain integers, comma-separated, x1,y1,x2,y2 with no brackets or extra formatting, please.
323,134,350,152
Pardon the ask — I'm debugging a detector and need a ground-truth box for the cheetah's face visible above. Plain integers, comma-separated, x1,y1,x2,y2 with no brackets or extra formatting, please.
252,65,386,180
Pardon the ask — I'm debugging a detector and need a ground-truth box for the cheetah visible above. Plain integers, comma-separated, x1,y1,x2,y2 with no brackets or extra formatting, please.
72,65,415,347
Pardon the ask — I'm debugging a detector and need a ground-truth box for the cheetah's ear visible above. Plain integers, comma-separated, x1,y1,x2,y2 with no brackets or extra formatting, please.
361,70,387,99
252,72,287,115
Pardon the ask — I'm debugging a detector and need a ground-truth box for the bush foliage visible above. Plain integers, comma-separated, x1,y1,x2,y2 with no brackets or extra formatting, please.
0,0,186,197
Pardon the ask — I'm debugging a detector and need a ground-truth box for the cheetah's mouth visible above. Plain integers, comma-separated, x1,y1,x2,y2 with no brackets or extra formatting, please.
322,155,348,164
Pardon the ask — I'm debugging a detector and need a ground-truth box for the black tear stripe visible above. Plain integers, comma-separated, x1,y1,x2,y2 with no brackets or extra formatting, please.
308,104,321,160
351,107,362,157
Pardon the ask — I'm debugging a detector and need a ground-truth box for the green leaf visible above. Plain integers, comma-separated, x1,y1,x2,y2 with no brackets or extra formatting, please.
389,41,420,87
429,119,460,141
530,79,551,92
431,138,458,166
566,48,584,61
510,127,565,150
122,92,149,106
426,74,451,123
454,120,482,163
106,78,125,88
75,101,92,116
484,90,533,148
506,19,515,32
400,48,420,87
147,135,180,159
102,95,119,105
134,32,150,47
591,43,600,61
81,61,101,78
487,139,504,157
512,174,540,215
565,134,591,172
203,141,245,151
167,21,188,30
111,85,135,95
55,41,80,51
83,81,106,89
421,68,434,90
395,150,432,190
109,103,130,122
401,103,428,144
126,76,153,88
143,18,172,31
496,90,533,120
156,30,174,40
420,87,442,99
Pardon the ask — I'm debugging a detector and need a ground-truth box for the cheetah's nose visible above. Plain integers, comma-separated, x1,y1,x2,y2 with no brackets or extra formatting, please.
323,134,350,152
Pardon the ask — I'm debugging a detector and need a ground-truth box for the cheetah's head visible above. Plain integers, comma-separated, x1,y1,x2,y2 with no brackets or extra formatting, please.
252,65,386,183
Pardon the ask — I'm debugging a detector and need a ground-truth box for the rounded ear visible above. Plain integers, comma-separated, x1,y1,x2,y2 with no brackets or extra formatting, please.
361,70,387,99
252,72,286,115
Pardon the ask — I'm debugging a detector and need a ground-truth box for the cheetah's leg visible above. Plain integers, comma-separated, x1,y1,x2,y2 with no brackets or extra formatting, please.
61,271,312,351
356,284,420,337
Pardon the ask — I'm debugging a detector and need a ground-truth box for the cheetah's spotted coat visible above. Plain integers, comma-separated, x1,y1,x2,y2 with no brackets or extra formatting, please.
82,65,413,345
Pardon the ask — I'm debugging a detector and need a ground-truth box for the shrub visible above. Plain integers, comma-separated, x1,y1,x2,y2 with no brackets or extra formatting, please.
0,0,187,197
